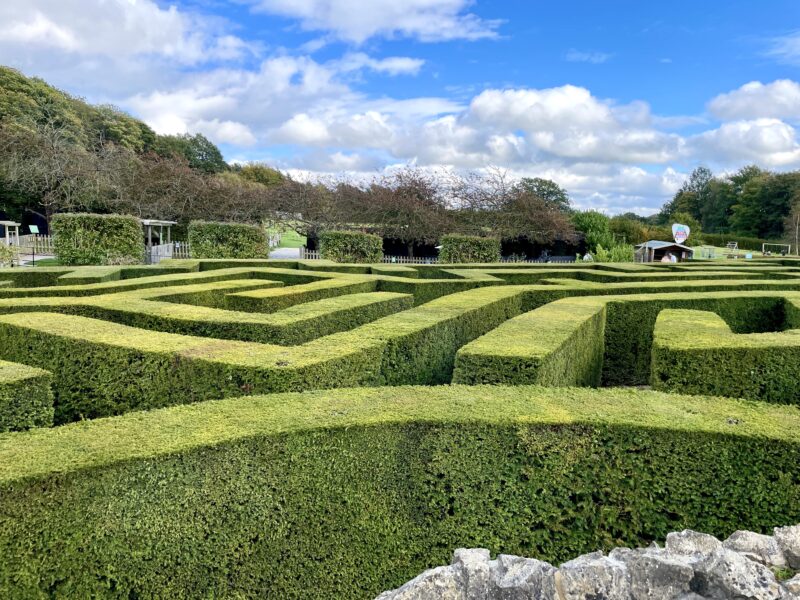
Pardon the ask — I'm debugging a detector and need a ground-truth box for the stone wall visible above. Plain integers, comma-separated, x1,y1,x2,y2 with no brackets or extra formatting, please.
376,524,800,599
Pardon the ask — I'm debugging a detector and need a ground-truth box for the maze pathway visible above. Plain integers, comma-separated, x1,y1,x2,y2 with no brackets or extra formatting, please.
1,257,799,598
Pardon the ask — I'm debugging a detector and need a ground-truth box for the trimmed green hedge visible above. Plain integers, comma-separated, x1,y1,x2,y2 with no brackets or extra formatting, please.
0,286,524,422
0,360,53,432
701,233,776,252
319,231,383,263
0,385,798,598
454,298,606,386
188,221,267,259
438,234,500,263
52,213,144,266
651,308,800,404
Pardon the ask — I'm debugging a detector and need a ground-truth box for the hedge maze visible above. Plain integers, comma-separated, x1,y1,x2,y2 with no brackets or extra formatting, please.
1,258,799,598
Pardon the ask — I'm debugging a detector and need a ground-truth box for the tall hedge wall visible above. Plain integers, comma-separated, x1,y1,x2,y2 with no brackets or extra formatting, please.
52,213,144,266
319,231,383,263
651,308,800,404
188,221,267,259
0,385,798,598
438,234,500,263
0,360,53,432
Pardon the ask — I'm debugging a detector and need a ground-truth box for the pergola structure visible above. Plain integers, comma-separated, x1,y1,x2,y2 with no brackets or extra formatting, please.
0,221,20,246
141,219,177,253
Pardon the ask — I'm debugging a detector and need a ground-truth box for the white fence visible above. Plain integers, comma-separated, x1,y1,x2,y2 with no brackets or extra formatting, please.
146,242,192,264
16,234,54,255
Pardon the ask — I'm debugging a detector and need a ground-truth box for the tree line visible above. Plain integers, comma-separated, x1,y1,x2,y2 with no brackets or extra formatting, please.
3,65,798,253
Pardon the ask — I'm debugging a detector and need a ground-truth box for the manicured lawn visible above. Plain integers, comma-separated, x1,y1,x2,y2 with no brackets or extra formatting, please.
268,225,306,248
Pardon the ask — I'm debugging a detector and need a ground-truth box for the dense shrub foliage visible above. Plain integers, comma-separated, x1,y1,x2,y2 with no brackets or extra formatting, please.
0,259,800,597
0,386,798,599
438,234,500,263
52,213,144,265
652,308,800,404
0,360,53,432
319,230,383,263
188,220,267,259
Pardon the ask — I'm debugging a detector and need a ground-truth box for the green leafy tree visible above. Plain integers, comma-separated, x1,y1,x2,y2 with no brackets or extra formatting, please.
571,210,613,251
609,216,646,245
236,163,285,187
699,179,736,233
658,166,712,223
731,171,800,238
512,177,571,212
669,212,703,244
153,133,227,174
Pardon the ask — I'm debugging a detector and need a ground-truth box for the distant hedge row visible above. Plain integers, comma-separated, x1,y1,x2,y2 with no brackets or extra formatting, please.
439,234,500,263
0,385,798,598
188,220,267,259
319,230,383,263
52,213,144,265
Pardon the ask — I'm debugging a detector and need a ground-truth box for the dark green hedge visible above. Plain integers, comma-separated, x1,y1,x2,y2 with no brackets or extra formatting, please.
602,294,790,386
0,287,524,423
701,233,777,252
651,308,800,404
0,360,53,432
453,299,606,386
438,234,500,263
0,385,798,598
52,213,144,266
319,231,383,263
188,221,267,259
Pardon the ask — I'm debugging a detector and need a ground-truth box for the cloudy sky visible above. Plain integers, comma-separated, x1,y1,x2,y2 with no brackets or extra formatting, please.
2,0,800,214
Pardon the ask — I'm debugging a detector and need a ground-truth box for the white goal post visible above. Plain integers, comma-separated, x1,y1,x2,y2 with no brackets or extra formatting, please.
762,243,791,255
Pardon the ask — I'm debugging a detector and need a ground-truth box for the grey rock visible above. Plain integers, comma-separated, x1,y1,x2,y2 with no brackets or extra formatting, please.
775,525,800,569
666,529,722,559
452,548,491,600
490,554,557,599
375,565,462,600
783,573,800,596
625,550,694,599
555,554,629,600
692,547,784,599
724,530,787,568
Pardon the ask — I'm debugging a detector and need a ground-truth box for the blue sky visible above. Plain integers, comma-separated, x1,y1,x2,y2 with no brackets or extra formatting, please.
2,0,800,214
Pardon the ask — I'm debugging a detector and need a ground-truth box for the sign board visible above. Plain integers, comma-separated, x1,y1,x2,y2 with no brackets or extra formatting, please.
28,225,39,234
672,223,690,244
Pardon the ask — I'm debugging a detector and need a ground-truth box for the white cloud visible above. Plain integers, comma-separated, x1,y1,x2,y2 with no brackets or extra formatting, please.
691,119,800,167
195,119,257,146
708,80,800,121
565,49,612,64
336,53,425,76
1,12,79,51
248,0,501,43
766,30,800,65
0,1,253,65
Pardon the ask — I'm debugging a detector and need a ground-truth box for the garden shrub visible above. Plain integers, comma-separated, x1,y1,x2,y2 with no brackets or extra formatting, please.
0,286,525,422
52,213,144,266
651,308,800,404
0,385,798,598
438,234,500,263
318,230,383,263
590,244,635,263
188,221,267,259
0,245,16,268
454,298,606,386
0,360,53,432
